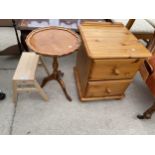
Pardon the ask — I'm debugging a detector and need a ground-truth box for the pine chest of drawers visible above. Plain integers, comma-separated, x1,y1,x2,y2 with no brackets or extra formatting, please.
74,22,151,101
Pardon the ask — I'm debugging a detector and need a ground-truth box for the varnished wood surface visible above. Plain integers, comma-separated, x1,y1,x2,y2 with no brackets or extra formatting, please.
90,58,142,80
26,27,81,57
139,31,155,82
74,22,151,101
139,61,150,81
41,56,72,101
76,44,92,94
26,27,80,101
74,67,124,101
86,79,131,97
79,22,151,59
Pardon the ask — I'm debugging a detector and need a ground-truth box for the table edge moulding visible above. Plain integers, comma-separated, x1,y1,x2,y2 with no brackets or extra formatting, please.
26,26,81,57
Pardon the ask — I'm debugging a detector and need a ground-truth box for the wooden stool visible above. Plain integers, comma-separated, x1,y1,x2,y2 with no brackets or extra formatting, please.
12,52,49,103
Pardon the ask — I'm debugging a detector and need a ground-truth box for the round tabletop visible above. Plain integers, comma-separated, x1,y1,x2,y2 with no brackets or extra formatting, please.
26,27,81,56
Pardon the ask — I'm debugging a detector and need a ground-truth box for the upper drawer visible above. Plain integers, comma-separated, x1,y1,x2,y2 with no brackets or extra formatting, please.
89,59,142,80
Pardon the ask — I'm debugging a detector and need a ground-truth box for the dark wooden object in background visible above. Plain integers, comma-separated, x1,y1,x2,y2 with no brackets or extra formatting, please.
138,31,155,119
126,19,153,40
16,19,111,51
137,103,155,119
126,19,135,29
12,20,23,53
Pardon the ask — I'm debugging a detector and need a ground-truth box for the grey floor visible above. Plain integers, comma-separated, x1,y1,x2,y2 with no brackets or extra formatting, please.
0,27,155,135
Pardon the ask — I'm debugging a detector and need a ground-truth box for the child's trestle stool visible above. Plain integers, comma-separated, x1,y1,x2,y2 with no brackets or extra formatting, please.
12,52,49,104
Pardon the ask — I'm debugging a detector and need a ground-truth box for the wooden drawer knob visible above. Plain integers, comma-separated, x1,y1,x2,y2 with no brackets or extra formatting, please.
113,68,120,75
106,88,112,94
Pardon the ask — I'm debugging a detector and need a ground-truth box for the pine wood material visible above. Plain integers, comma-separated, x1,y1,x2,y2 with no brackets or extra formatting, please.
86,79,132,98
12,52,48,103
90,59,142,80
79,22,151,59
76,44,92,95
74,68,124,101
75,22,151,101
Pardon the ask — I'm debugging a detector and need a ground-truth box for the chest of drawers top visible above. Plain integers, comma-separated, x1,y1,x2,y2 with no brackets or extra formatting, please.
79,22,151,59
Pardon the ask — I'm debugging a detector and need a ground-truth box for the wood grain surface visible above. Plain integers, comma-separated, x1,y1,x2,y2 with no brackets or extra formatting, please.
79,22,151,59
26,27,81,56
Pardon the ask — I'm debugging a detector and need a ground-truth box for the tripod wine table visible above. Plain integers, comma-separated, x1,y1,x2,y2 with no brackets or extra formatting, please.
26,27,81,101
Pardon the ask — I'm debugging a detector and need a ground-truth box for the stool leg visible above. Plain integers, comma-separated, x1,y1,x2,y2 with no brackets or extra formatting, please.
39,56,50,75
12,81,18,104
34,80,48,101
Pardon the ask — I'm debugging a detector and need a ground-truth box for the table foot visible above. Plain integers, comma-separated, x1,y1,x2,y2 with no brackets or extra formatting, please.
57,78,72,101
137,102,155,119
137,114,151,119
58,70,64,77
41,72,72,101
41,74,54,87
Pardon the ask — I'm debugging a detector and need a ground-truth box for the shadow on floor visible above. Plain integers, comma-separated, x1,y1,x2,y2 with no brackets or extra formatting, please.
0,44,20,55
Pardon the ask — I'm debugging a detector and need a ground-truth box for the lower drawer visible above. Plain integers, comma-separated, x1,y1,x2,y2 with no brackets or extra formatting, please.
85,79,132,97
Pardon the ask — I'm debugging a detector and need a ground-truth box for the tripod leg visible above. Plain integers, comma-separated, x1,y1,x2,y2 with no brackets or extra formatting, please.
41,74,55,87
137,102,155,119
57,78,72,101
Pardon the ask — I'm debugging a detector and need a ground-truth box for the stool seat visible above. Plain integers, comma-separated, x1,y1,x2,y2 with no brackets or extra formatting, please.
13,52,39,81
12,52,49,103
